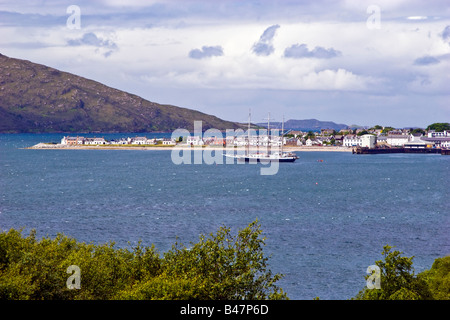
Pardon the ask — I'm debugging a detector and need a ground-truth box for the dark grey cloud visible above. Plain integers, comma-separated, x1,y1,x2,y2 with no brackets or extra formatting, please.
67,32,117,57
413,55,440,66
252,24,280,56
68,32,117,49
188,45,224,59
284,44,341,59
442,25,450,42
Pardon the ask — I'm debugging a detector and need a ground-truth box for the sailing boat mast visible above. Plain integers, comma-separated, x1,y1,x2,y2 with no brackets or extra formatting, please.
247,109,251,156
281,115,284,154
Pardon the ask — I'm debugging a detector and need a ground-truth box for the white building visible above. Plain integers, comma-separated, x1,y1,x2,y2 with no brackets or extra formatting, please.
428,130,450,138
186,136,204,146
85,137,107,145
162,138,176,145
343,135,362,147
386,135,409,147
130,137,148,145
360,134,377,149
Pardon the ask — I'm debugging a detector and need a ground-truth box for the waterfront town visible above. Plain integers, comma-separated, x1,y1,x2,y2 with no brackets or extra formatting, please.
56,127,450,150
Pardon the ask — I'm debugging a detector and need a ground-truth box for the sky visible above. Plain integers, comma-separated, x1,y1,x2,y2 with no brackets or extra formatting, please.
0,0,449,128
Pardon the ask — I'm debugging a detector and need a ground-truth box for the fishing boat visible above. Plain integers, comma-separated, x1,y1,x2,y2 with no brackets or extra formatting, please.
224,110,299,163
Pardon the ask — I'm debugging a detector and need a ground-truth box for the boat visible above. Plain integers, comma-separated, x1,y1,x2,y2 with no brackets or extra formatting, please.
224,110,299,163
230,151,299,163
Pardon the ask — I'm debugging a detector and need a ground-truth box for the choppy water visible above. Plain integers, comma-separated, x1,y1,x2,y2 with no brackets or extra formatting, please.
1,133,449,299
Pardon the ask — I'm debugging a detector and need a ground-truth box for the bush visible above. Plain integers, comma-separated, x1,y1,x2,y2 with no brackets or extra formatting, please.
354,245,439,300
0,221,287,300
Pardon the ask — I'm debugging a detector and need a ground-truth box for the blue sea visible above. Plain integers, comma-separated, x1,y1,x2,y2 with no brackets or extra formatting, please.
1,133,449,300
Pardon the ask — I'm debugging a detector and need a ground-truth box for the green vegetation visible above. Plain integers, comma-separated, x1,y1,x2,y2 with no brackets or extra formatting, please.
0,53,244,133
381,126,395,134
410,128,426,135
356,130,369,136
0,221,287,300
305,131,316,140
1,223,448,300
426,123,450,132
354,245,449,300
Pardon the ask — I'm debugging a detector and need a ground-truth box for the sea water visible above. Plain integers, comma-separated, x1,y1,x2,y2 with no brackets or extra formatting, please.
0,133,449,299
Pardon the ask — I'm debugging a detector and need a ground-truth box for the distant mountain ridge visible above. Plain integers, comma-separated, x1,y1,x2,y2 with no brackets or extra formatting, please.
257,119,348,131
0,53,244,133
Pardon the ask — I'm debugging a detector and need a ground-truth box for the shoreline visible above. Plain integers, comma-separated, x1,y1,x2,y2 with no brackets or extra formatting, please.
27,143,352,152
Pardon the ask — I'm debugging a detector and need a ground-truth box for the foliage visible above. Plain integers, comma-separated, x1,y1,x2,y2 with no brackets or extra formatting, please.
381,126,395,134
356,130,369,136
0,53,244,133
305,131,316,140
354,245,434,300
0,221,287,300
418,256,450,300
426,123,450,132
410,128,425,135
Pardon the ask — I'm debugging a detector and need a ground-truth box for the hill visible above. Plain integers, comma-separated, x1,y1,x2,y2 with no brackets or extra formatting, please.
0,53,244,133
258,119,348,131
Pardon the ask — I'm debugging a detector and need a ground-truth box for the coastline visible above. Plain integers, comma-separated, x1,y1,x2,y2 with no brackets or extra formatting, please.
27,143,352,152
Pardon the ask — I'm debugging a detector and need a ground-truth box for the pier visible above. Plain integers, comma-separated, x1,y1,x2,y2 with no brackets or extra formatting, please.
353,147,449,155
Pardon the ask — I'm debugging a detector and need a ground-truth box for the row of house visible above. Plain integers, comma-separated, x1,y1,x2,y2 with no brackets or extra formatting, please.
341,131,450,149
61,136,176,146
60,130,450,149
185,135,284,147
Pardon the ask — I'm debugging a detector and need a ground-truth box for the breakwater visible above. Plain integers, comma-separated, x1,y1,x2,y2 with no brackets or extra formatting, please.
353,147,449,155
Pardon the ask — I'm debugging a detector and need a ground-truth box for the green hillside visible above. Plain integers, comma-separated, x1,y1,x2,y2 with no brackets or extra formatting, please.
0,53,244,133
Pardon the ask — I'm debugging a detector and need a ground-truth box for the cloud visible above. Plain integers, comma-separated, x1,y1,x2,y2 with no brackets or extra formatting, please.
188,45,224,59
442,25,450,42
68,32,117,48
67,32,118,57
251,24,279,56
284,44,341,59
413,55,440,66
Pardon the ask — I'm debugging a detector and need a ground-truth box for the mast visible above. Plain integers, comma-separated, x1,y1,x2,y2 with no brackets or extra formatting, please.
247,108,251,156
281,115,284,154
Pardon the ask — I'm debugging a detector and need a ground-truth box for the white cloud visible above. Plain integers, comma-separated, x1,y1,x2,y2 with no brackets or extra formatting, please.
0,0,449,126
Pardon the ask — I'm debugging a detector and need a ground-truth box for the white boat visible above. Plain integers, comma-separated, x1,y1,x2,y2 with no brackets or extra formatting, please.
227,151,299,163
224,110,299,163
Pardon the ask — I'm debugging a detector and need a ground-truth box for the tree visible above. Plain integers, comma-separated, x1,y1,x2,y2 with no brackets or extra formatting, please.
426,123,450,132
305,131,315,140
0,221,287,300
121,220,287,300
418,256,450,300
410,128,425,135
382,126,395,134
354,245,432,300
357,130,369,136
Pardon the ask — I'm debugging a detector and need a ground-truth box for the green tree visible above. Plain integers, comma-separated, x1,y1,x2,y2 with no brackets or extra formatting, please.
354,245,432,300
357,130,369,136
410,128,425,135
426,123,450,132
382,126,395,134
119,220,287,300
0,221,286,300
305,131,315,140
418,256,450,300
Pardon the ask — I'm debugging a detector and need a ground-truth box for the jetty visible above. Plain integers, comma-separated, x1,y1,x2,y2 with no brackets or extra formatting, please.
353,146,449,155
